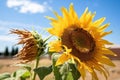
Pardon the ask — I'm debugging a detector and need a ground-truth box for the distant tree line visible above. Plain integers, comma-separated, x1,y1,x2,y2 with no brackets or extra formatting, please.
0,46,18,57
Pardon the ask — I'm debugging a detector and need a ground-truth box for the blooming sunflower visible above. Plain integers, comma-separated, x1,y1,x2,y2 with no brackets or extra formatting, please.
47,4,116,80
11,29,43,63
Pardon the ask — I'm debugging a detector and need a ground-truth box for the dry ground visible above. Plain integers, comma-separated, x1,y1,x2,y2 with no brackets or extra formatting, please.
0,58,120,80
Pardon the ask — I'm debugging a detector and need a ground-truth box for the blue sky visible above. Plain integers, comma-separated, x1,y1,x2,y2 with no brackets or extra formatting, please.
0,0,120,52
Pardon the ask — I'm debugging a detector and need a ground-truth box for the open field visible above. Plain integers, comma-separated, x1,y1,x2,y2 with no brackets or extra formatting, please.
0,58,120,80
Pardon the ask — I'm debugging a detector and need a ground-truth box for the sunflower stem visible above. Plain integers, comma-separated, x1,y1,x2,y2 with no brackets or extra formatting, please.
32,56,40,80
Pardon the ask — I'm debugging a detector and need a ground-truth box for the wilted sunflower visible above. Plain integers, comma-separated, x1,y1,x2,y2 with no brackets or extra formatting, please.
47,4,116,80
11,29,44,63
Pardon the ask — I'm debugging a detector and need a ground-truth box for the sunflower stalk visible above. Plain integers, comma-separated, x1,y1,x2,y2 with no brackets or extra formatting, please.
32,31,46,80
32,56,40,80
32,46,45,80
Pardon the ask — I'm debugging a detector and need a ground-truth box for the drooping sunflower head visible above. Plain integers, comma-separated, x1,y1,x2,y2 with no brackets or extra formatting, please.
10,29,44,63
47,4,116,80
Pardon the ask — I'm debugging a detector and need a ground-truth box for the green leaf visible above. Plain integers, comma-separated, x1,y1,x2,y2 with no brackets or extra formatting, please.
34,65,52,80
12,69,30,80
0,73,11,80
21,71,31,79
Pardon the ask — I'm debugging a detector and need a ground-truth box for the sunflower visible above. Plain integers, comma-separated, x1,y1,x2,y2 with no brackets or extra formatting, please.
10,29,43,63
47,4,116,80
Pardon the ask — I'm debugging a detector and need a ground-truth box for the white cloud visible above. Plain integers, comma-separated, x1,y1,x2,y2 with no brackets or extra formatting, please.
0,27,8,31
0,35,16,42
7,0,25,8
6,0,50,14
0,20,43,30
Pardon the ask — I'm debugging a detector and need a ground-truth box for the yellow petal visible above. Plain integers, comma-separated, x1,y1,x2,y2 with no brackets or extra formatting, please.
47,28,55,35
93,17,106,27
61,7,70,25
91,70,98,80
49,40,62,52
85,61,95,72
101,39,113,45
91,62,108,79
77,63,86,80
80,7,88,23
102,48,117,56
69,3,78,22
84,12,96,26
97,56,115,67
100,66,109,79
53,11,62,20
55,53,70,66
63,45,72,54
45,16,57,22
100,31,112,37
99,23,110,31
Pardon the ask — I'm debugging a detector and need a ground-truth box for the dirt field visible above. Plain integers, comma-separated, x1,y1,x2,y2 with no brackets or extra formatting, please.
0,58,120,80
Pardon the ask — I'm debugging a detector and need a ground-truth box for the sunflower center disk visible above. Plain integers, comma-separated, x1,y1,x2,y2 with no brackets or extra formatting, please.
71,28,94,53
61,27,95,61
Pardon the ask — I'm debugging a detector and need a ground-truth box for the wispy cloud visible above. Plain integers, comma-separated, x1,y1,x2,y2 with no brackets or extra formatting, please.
6,0,52,14
0,27,9,32
0,20,43,30
0,34,18,52
0,35,16,42
0,20,49,40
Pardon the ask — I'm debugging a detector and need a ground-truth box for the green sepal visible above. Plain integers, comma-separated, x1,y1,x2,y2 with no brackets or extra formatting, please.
67,63,80,80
